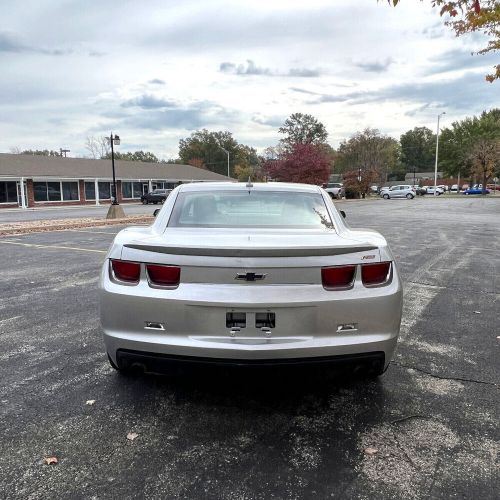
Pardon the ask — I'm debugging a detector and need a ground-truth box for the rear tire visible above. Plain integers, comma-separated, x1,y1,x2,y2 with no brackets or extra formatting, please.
383,194,389,200
406,193,414,199
107,353,136,375
107,353,119,370
142,199,148,205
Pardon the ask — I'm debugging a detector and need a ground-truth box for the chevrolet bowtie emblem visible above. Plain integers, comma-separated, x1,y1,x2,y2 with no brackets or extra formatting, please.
235,272,266,282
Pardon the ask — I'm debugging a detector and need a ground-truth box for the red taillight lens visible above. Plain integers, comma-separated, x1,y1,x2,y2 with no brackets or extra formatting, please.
321,265,356,289
111,260,140,283
361,262,391,286
146,264,181,287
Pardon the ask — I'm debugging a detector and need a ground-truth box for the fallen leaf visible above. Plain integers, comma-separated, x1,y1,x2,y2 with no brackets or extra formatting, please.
364,447,378,456
44,456,58,465
85,400,96,405
127,432,139,441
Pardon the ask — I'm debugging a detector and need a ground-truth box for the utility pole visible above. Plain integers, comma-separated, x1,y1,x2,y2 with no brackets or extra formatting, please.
434,112,446,196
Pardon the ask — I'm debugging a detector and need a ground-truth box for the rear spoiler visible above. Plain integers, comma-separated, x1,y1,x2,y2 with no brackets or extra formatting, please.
123,243,378,258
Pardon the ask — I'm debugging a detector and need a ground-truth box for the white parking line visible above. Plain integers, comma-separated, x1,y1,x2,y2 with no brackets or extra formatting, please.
0,240,106,253
63,229,118,235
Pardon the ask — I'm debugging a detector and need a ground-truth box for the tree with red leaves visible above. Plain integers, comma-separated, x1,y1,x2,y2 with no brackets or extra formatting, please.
263,143,331,185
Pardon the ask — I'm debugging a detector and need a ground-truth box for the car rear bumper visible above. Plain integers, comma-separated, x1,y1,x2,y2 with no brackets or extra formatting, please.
101,265,402,370
114,349,386,374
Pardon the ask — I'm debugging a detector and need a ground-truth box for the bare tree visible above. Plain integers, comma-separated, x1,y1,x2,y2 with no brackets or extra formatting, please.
9,147,22,154
85,136,110,159
469,138,500,194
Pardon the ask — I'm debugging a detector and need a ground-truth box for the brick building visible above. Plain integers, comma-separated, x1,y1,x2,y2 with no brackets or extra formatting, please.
0,154,230,209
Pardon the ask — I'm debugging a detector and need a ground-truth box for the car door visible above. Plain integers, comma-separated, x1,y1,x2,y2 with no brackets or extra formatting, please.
393,186,404,198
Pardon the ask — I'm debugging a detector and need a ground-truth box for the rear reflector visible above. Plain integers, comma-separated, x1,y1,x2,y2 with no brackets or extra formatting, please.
146,264,181,287
361,262,391,286
321,265,356,289
111,260,140,283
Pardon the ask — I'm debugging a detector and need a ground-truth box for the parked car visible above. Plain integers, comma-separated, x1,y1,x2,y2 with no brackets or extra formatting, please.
415,187,427,196
380,185,415,199
437,184,448,193
486,184,500,191
100,182,403,377
463,188,490,195
141,189,171,204
450,184,459,192
324,182,344,199
424,186,445,195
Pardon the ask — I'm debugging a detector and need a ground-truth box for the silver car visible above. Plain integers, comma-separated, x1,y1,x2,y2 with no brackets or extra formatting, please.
100,182,403,376
380,185,415,199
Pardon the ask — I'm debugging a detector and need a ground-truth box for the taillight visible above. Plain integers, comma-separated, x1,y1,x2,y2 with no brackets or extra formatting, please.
321,265,356,289
111,260,140,283
361,262,391,286
146,264,181,287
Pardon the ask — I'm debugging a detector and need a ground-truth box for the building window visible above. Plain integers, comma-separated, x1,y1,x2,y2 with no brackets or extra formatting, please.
84,182,111,200
98,182,111,199
62,182,79,201
122,181,143,199
133,182,143,197
122,182,132,199
33,181,79,202
85,182,95,200
0,181,18,203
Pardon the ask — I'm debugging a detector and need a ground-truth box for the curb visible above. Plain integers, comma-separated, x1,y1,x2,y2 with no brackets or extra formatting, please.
0,216,154,237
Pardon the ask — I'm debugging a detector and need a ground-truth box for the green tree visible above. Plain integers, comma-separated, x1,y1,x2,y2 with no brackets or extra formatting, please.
400,127,436,172
178,129,258,177
278,113,329,148
11,148,61,156
103,150,159,163
439,109,500,184
335,128,401,182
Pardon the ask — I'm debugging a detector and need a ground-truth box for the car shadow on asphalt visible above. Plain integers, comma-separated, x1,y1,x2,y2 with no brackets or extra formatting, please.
106,364,388,415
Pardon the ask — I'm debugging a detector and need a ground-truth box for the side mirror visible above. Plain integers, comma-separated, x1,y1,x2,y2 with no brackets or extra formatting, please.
340,210,346,219
153,209,160,217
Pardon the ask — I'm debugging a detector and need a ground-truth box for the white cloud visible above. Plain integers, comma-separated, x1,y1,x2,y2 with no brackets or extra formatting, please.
0,0,496,159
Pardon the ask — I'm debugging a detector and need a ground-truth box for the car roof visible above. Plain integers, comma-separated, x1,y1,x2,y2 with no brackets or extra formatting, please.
177,182,321,193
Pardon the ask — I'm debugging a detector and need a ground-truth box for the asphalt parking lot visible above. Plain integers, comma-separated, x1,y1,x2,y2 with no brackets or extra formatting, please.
0,197,498,499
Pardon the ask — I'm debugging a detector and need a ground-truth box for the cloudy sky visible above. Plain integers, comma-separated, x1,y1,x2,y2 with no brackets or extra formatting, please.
1,0,497,159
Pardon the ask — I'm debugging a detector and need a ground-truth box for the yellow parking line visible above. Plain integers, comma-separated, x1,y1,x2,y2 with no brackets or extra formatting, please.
0,241,106,254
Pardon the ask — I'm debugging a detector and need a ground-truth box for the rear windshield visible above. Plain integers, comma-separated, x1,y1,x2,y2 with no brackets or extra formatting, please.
168,190,334,229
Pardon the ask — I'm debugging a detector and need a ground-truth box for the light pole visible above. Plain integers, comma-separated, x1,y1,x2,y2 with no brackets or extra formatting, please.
434,112,445,196
106,133,125,219
219,146,230,178
109,132,120,205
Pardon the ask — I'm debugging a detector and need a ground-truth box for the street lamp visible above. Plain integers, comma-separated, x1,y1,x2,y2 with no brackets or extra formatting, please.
219,146,230,178
434,112,446,196
109,132,120,205
106,133,125,219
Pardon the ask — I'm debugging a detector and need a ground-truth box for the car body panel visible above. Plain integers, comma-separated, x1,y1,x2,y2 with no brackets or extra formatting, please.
141,189,171,204
380,185,415,199
100,182,403,371
463,188,490,195
324,182,344,199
